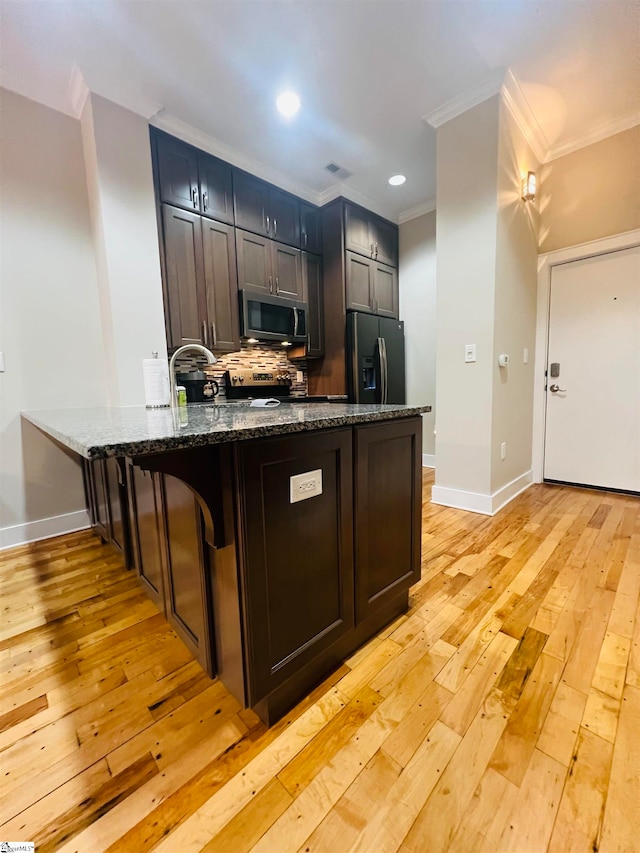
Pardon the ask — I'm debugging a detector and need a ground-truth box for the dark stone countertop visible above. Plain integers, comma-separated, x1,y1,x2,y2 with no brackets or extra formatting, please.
22,401,431,460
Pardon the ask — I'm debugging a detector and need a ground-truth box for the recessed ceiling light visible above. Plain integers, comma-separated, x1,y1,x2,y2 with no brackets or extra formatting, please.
276,91,300,118
388,174,406,186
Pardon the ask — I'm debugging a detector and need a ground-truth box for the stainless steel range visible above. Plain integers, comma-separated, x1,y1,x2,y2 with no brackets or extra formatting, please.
224,368,292,400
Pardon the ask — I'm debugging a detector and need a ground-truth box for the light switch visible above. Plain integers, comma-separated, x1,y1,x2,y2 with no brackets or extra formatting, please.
0,352,4,372
464,344,477,363
523,348,529,364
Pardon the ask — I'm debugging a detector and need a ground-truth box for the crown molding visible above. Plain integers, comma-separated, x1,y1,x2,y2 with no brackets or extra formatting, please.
500,70,548,163
67,64,89,119
398,197,437,224
422,68,505,129
545,109,640,162
317,183,396,222
151,112,319,205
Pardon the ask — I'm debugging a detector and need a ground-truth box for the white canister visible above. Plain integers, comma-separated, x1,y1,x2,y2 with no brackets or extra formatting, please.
142,352,170,408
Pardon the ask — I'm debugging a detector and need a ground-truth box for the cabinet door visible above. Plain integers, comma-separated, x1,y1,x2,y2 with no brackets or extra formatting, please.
159,475,213,675
236,229,273,295
128,465,165,611
162,204,207,349
272,243,303,300
300,203,322,254
198,153,234,224
90,459,110,542
234,171,268,236
345,251,374,313
239,429,354,704
269,188,300,247
373,218,398,268
104,456,126,557
345,203,373,258
156,134,200,212
303,253,324,358
202,219,240,351
354,418,421,623
373,263,398,318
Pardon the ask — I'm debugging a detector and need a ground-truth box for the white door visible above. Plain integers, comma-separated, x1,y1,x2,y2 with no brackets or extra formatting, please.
544,245,640,493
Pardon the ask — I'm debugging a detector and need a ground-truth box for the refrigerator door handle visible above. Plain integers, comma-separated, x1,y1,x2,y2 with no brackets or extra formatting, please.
382,337,389,403
377,336,387,404
352,319,360,402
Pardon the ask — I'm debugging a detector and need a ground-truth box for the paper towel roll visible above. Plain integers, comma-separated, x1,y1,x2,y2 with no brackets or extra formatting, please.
143,356,170,408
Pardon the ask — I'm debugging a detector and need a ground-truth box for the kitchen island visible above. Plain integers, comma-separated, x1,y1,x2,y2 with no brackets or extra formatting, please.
24,402,429,724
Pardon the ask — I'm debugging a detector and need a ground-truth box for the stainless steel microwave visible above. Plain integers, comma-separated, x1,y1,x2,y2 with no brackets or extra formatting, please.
239,291,308,344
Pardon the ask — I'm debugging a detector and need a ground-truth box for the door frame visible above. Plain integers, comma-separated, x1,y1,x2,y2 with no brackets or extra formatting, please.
532,228,640,483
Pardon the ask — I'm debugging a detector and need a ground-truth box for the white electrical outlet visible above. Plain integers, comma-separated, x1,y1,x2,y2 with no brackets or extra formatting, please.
523,347,529,364
465,344,477,363
500,442,507,460
290,469,323,503
296,370,303,383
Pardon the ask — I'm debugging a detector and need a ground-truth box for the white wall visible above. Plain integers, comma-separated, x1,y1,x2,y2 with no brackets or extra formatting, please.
0,89,108,546
81,94,167,406
399,211,437,459
433,96,500,497
491,100,540,493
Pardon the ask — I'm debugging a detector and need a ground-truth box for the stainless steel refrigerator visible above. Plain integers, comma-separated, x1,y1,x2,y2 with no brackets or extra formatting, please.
346,312,406,404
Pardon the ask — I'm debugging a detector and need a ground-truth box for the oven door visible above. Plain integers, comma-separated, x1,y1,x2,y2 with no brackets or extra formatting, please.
240,291,307,343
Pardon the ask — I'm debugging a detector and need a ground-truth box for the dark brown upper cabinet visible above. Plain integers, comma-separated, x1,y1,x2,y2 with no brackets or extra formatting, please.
162,204,239,352
234,172,300,248
198,152,234,224
236,229,303,300
162,205,207,349
345,251,398,318
202,219,240,351
344,202,398,268
300,203,323,255
303,252,324,358
156,134,200,212
155,131,234,224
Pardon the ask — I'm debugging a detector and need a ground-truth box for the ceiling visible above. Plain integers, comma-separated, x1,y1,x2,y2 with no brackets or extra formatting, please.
2,0,639,222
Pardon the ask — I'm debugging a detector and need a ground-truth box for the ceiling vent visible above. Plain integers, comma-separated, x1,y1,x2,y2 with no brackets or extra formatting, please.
324,162,352,180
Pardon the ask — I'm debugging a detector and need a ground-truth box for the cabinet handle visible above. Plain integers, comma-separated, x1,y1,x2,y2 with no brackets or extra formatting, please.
202,191,208,212
192,187,199,209
375,242,379,259
275,276,279,293
266,215,270,234
303,232,308,248
370,241,375,257
273,218,277,237
202,320,209,347
268,275,273,294
211,322,217,348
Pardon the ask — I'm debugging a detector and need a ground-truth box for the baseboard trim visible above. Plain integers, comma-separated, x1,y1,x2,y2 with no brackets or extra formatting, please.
422,454,436,468
431,470,534,516
0,510,90,551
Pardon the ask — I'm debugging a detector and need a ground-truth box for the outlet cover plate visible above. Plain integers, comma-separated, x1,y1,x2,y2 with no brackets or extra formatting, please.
290,469,323,503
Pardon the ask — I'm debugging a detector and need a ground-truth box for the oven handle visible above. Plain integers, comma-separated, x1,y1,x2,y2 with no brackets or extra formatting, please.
293,306,299,338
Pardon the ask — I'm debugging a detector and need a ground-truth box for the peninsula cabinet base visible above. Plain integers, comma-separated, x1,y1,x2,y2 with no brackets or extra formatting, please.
102,416,421,726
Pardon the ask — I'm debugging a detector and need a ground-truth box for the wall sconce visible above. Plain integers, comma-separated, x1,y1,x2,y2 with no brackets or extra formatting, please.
521,170,536,202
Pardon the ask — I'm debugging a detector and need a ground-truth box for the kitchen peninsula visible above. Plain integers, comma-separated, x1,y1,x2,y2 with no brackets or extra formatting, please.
24,401,429,724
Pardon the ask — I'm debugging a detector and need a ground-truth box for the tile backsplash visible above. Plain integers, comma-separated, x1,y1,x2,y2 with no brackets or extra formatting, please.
174,342,307,398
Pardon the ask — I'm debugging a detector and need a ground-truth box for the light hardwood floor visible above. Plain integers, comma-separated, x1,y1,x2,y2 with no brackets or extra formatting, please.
1,472,639,852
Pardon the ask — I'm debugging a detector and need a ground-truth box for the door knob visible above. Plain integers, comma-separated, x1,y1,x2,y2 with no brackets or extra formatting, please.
549,384,566,393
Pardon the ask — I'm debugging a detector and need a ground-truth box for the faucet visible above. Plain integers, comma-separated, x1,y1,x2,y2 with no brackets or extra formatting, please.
169,344,217,410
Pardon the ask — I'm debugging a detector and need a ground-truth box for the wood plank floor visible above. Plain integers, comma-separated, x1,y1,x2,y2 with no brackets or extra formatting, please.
1,472,639,852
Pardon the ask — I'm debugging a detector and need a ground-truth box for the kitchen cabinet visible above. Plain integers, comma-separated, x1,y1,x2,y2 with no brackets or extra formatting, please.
306,200,399,396
162,203,239,352
237,428,354,704
345,252,398,318
236,229,303,300
345,201,398,267
354,419,421,623
127,461,214,675
234,171,300,247
300,203,322,254
84,457,131,564
303,252,324,357
155,131,234,224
